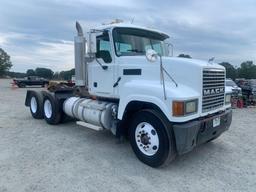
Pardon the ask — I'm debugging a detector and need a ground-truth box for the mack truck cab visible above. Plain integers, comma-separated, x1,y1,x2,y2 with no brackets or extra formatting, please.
25,21,232,167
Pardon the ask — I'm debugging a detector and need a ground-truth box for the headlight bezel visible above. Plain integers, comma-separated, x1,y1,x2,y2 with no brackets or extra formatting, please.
173,99,198,117
185,99,198,114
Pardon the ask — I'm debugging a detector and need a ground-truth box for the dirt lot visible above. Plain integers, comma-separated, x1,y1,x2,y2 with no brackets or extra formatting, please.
0,79,255,192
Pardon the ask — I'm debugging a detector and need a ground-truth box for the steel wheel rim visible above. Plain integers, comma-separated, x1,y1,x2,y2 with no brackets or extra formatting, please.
135,122,159,156
30,97,37,113
44,99,52,118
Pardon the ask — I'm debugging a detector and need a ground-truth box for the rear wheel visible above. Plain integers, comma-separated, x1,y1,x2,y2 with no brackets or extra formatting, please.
42,83,49,88
18,83,26,88
129,110,176,167
29,91,44,119
43,93,62,125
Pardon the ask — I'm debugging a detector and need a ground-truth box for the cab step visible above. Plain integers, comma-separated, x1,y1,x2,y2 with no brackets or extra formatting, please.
76,121,103,131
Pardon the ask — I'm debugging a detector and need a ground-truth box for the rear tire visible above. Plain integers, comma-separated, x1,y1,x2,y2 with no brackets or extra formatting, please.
43,93,62,125
18,83,26,88
42,83,49,88
29,91,44,119
129,109,176,167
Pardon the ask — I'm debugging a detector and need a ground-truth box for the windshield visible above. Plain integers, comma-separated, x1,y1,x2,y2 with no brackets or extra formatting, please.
113,27,169,57
226,80,237,87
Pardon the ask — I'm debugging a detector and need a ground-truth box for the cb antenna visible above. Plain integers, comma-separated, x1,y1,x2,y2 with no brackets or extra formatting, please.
131,18,134,24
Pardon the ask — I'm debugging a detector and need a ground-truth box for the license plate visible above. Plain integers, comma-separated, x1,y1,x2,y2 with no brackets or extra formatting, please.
213,117,220,127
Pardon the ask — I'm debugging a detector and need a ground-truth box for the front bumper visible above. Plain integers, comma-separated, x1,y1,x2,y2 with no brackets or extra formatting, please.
173,109,232,155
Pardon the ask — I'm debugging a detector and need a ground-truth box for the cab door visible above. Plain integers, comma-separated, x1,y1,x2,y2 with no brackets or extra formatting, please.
87,31,117,98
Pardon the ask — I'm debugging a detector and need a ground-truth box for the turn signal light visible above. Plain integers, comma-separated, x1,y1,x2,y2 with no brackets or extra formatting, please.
172,101,184,117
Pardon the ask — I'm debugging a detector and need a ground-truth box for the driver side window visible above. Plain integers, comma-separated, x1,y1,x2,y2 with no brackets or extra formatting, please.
96,32,112,63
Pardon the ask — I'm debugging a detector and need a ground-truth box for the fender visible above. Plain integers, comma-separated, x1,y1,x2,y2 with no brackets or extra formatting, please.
118,94,171,121
117,80,201,123
25,90,48,106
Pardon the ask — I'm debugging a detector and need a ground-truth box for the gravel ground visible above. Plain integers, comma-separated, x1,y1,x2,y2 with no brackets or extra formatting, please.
0,79,255,192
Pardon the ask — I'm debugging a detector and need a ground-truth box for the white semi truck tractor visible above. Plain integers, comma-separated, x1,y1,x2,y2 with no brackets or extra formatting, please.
25,21,232,167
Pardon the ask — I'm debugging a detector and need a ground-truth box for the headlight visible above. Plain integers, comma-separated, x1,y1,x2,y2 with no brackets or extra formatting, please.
173,99,198,117
185,100,198,113
225,94,231,104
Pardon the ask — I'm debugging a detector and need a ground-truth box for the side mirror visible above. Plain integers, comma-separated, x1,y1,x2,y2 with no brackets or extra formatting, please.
88,32,97,54
146,49,158,62
96,50,112,63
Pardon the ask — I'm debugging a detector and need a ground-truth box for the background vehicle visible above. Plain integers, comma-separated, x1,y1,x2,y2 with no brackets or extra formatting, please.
13,76,49,88
236,79,256,105
225,78,242,97
24,21,232,167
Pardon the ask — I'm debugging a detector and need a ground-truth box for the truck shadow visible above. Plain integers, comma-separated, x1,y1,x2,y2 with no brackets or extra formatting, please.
24,113,230,173
164,141,230,172
52,120,229,171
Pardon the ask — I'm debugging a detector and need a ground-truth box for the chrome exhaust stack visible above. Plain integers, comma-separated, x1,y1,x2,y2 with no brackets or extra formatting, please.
74,21,87,86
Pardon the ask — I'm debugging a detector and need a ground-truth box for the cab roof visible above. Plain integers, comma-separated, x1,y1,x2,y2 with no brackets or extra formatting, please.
93,23,170,39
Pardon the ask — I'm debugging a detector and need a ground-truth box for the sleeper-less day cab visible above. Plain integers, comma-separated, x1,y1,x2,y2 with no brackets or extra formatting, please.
25,21,232,167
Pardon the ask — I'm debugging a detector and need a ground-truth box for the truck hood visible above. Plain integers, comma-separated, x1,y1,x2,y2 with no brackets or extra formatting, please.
160,57,225,90
227,85,241,90
163,57,224,69
117,56,225,90
117,56,227,121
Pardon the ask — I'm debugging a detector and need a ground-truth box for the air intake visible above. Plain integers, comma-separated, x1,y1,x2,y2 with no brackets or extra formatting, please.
202,69,225,112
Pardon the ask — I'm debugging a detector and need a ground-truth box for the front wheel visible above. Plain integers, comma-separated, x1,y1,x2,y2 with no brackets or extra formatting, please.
129,110,176,167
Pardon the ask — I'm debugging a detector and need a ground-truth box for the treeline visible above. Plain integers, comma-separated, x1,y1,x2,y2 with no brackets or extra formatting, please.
178,54,256,80
7,61,256,81
1,48,75,80
219,61,256,80
53,68,75,80
5,53,256,81
7,68,75,80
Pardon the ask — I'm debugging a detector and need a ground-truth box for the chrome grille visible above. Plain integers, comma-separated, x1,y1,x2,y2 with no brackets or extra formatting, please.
202,69,225,112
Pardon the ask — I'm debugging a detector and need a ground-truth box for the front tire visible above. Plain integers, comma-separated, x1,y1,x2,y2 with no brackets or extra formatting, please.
129,110,176,167
43,93,62,125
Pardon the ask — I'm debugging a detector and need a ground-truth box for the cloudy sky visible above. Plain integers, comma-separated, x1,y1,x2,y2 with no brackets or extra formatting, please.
0,0,255,72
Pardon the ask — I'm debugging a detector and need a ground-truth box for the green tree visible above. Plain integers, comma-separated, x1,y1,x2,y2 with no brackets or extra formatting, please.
219,62,237,80
26,69,36,76
6,71,26,78
237,61,256,79
59,68,75,80
178,54,192,59
0,48,13,76
35,68,54,79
